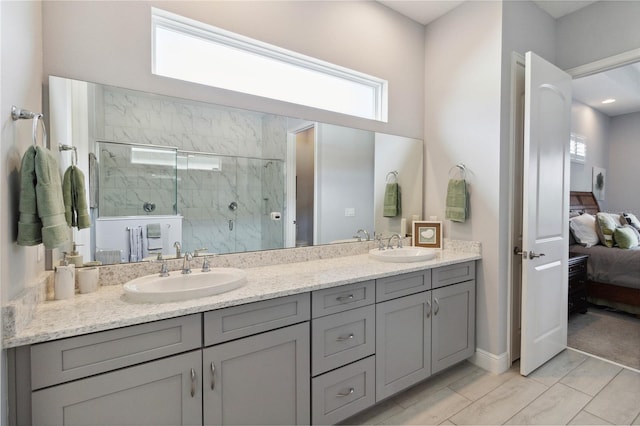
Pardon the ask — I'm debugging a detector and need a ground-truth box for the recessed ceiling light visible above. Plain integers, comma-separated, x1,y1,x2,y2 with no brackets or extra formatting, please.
601,98,616,104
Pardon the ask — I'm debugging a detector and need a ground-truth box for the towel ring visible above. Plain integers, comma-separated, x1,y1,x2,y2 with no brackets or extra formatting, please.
59,144,78,166
448,163,466,180
11,105,48,147
386,171,398,183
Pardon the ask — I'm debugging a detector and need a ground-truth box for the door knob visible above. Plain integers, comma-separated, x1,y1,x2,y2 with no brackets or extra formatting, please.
528,251,545,259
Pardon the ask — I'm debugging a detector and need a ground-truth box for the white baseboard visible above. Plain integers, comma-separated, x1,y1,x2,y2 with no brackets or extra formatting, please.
469,348,510,374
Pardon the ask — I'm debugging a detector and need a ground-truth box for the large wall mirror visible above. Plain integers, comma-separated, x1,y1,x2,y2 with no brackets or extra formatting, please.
49,76,423,264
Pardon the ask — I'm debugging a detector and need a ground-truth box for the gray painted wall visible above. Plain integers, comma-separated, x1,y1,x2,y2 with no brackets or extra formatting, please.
607,112,640,216
556,1,640,70
1,2,43,423
316,124,374,245
570,101,611,209
42,1,425,139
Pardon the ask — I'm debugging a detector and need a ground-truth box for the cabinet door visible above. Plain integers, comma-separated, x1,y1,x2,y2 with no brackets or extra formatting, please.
375,291,431,401
203,322,310,425
432,280,476,374
32,350,202,426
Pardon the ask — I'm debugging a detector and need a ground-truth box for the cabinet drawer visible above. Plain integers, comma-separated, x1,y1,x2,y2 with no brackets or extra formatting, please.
312,356,375,425
376,270,431,302
204,293,310,346
31,314,201,390
311,305,375,376
312,280,375,318
432,261,475,289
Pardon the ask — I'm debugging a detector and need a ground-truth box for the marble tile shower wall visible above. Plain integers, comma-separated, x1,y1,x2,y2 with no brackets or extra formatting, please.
99,87,287,254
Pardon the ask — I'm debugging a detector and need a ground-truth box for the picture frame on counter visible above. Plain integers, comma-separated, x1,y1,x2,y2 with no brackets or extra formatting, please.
412,221,442,249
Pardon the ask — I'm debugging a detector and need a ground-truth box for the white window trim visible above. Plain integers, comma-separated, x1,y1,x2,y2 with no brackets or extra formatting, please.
151,8,388,122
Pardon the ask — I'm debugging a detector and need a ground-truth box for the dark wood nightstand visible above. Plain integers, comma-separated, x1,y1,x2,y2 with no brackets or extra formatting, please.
568,253,589,315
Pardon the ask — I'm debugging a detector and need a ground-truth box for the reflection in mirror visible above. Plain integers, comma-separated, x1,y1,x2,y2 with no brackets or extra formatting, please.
49,76,422,264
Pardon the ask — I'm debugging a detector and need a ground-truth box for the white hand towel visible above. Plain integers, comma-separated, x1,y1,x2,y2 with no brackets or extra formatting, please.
129,226,143,262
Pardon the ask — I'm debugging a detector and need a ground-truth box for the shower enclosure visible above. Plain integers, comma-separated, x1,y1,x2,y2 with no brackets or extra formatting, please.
98,141,285,255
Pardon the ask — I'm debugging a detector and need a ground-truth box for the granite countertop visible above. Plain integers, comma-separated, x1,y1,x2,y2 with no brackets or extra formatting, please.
4,250,480,348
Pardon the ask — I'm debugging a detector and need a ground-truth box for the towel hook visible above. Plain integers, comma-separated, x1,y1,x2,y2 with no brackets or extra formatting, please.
448,163,466,180
11,106,48,147
59,144,78,166
386,171,398,183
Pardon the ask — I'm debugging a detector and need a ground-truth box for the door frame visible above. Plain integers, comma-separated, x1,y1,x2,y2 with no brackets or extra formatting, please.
506,52,526,365
286,122,316,248
506,47,640,366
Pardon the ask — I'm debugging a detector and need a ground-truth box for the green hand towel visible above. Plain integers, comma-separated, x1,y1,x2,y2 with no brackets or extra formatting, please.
17,146,42,246
383,183,401,217
35,146,70,248
445,179,467,222
64,165,91,229
147,223,162,238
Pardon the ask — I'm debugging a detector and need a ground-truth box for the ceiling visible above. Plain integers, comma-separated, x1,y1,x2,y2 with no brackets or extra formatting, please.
377,0,596,26
572,62,640,117
378,0,640,117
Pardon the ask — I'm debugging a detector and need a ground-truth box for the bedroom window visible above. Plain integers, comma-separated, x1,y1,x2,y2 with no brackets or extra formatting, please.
570,133,587,164
151,8,388,122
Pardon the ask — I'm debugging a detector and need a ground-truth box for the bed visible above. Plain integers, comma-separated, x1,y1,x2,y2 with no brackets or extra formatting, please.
569,191,640,315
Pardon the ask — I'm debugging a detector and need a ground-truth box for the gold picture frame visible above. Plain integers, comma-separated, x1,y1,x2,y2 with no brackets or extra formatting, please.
412,221,442,249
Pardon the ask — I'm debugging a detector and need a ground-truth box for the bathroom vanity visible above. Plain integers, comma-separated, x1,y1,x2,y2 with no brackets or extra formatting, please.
6,252,478,426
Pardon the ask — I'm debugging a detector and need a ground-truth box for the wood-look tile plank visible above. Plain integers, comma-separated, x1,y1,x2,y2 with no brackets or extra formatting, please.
505,383,591,425
584,369,640,425
560,356,622,396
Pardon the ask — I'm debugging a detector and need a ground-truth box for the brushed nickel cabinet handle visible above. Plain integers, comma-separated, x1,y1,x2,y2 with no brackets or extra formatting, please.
426,300,431,318
337,387,355,397
190,368,196,397
434,298,440,316
336,333,354,342
336,294,355,303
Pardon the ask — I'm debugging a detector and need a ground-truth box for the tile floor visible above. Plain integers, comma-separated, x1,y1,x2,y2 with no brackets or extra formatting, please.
343,349,640,425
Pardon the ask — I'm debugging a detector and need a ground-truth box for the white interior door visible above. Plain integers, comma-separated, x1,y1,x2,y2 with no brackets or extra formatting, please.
520,51,571,376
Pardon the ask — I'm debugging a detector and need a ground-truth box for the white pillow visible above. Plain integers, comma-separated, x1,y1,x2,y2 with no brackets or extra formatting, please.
569,213,600,248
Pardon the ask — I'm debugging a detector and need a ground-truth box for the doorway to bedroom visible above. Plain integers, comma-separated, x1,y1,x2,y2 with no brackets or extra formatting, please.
566,55,640,370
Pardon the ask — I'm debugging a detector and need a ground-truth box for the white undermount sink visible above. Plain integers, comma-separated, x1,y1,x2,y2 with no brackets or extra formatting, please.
123,268,247,303
369,247,438,263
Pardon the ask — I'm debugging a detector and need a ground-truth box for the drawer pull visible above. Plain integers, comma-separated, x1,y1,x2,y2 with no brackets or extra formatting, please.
336,294,355,303
337,387,355,397
336,333,355,342
190,368,196,397
210,362,216,390
434,298,440,316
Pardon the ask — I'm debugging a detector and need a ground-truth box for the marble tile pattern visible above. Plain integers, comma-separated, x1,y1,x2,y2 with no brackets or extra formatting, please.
344,349,640,426
2,240,480,348
98,86,288,254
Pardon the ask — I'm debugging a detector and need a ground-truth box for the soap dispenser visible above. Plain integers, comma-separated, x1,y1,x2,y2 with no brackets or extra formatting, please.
67,242,84,268
54,253,76,300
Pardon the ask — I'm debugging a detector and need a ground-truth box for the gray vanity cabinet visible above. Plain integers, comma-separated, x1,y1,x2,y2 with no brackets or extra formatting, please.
375,291,432,401
203,322,310,425
31,350,202,426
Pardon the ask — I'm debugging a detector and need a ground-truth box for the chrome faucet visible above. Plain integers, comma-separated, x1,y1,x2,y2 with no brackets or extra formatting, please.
387,234,403,249
201,256,211,272
157,260,169,277
182,252,193,274
173,241,181,258
354,229,370,242
376,235,386,251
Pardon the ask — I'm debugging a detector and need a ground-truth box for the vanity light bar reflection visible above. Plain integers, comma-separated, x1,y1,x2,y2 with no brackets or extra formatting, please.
131,147,222,171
